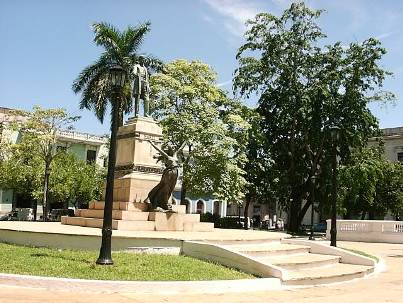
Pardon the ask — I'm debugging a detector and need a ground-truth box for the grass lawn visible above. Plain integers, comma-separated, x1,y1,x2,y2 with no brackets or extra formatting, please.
340,247,379,262
0,243,253,281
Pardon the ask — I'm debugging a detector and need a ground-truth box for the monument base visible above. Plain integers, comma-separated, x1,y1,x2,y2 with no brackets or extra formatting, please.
61,201,214,232
61,116,214,232
113,172,162,203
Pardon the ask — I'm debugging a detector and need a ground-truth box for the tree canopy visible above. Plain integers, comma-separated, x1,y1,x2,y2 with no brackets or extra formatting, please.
234,2,394,231
0,149,105,211
339,146,403,220
150,59,250,204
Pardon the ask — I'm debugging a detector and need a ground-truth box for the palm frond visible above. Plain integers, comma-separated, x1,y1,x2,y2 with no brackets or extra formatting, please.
74,21,161,125
79,72,111,123
92,22,122,57
124,22,151,54
72,53,112,93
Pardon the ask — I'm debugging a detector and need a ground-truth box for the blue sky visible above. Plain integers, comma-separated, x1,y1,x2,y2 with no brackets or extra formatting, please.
1,0,402,135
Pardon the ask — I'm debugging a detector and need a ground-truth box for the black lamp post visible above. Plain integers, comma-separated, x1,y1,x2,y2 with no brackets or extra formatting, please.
329,126,340,247
238,203,242,228
96,65,126,265
309,175,317,241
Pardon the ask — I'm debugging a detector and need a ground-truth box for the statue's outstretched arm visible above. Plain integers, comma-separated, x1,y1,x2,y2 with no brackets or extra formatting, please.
177,141,187,153
147,139,169,159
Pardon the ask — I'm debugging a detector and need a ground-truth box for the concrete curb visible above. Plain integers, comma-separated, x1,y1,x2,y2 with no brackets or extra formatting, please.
0,273,282,294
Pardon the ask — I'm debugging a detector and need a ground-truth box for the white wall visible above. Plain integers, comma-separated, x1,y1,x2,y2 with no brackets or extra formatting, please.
326,219,403,243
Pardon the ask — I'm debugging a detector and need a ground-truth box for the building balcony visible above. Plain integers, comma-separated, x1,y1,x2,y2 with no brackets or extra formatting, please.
57,130,107,145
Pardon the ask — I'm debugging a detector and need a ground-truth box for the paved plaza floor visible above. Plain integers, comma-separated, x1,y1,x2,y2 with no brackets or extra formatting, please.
0,241,402,303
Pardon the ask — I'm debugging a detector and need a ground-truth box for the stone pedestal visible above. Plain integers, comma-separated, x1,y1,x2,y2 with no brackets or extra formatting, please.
113,117,163,202
61,116,215,232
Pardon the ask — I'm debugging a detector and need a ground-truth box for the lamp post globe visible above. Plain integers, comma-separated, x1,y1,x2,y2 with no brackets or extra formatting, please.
109,65,126,88
96,64,126,265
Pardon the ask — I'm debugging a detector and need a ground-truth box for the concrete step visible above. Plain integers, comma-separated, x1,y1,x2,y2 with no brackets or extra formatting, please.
224,242,311,257
89,201,149,212
257,253,341,270
283,263,374,285
205,239,282,245
184,222,214,232
61,216,155,231
76,209,150,221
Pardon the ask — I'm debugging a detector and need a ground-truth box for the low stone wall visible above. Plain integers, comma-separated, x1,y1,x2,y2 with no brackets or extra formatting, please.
326,219,403,243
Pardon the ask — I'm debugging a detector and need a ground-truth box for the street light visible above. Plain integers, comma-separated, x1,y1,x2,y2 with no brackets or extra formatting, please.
309,175,317,241
109,65,126,87
96,64,126,265
329,126,340,247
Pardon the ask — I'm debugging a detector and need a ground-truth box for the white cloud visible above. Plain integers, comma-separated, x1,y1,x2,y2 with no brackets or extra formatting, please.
375,30,401,41
202,0,262,37
217,79,232,87
202,14,215,25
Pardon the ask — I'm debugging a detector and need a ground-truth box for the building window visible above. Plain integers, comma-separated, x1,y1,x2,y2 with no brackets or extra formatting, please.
196,200,205,214
182,200,190,214
398,152,403,162
57,145,67,153
253,205,261,214
213,201,220,215
86,150,96,163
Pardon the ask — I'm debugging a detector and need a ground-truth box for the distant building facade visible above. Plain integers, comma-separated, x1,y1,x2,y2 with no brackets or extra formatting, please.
0,107,108,214
369,126,403,163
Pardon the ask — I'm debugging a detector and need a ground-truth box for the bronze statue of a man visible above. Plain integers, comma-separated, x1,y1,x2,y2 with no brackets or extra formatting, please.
132,60,150,117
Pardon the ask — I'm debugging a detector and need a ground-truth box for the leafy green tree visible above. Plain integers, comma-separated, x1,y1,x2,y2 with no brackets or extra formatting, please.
242,109,277,228
0,149,105,215
0,144,43,210
234,2,393,231
49,153,105,209
339,147,403,219
9,107,79,220
150,59,249,205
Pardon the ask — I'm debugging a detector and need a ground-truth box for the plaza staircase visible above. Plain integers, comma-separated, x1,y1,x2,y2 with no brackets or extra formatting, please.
185,238,375,286
61,201,214,232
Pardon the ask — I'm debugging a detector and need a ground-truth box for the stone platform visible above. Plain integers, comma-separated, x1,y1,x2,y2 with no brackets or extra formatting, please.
61,201,214,232
0,221,288,251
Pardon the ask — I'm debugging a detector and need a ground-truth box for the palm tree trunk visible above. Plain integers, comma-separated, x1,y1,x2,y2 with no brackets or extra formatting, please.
97,101,119,265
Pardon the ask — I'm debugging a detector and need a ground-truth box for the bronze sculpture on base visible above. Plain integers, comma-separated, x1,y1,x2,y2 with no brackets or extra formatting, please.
146,140,186,211
132,58,151,117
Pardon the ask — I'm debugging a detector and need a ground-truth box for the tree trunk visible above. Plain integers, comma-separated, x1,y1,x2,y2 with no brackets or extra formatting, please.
118,109,124,127
244,194,252,230
32,199,38,221
297,199,312,226
288,193,303,233
361,211,366,220
97,101,119,265
180,179,187,205
180,146,191,207
42,160,51,221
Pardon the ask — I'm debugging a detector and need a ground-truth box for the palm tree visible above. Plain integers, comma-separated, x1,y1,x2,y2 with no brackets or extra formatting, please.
72,22,160,265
